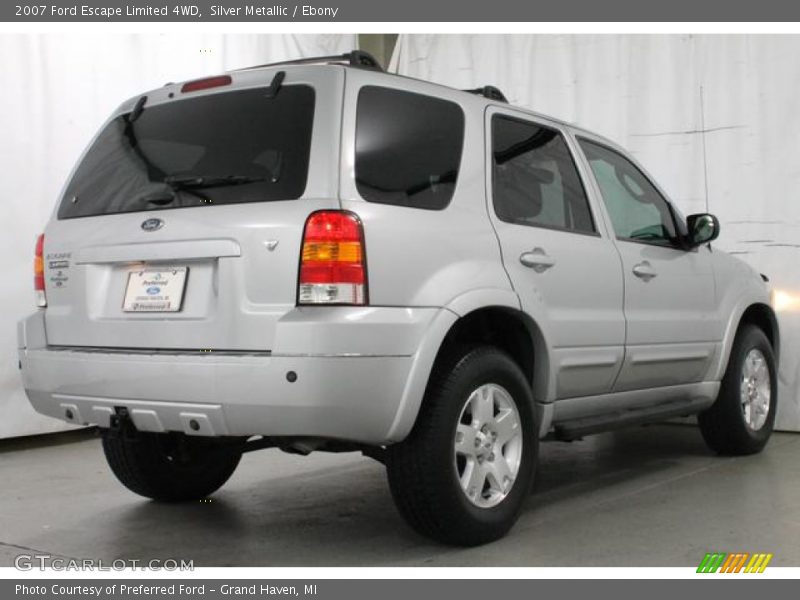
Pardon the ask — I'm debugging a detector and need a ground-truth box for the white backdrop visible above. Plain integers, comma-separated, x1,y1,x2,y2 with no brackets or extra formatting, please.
0,33,357,438
392,34,800,431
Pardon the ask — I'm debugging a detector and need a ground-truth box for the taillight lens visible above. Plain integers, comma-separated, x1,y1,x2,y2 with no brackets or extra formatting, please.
34,233,46,307
298,211,367,305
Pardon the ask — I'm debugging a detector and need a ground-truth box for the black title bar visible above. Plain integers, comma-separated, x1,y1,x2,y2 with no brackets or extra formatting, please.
5,0,800,22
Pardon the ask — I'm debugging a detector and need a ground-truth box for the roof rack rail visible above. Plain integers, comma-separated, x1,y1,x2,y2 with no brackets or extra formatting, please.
463,86,508,103
235,50,384,73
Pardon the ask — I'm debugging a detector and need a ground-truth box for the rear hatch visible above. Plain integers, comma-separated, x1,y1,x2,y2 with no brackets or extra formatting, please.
42,66,344,351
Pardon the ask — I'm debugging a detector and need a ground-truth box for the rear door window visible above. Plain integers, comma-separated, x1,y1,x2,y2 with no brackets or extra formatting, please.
491,115,596,234
58,85,315,219
355,86,465,210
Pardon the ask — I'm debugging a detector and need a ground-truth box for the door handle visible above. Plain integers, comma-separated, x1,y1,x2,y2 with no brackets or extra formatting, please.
632,261,657,280
520,248,556,273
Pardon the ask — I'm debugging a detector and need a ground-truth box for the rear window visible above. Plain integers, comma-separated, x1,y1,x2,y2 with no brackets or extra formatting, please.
355,86,465,210
58,85,315,219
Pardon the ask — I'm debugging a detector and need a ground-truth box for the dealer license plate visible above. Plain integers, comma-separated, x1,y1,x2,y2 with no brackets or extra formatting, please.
123,267,188,312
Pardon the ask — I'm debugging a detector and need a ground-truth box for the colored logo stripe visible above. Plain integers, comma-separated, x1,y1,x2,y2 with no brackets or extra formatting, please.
697,552,773,573
697,553,726,573
720,553,749,573
745,553,773,573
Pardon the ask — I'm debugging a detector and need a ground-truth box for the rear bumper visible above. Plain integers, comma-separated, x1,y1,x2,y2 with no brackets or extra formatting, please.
17,307,456,445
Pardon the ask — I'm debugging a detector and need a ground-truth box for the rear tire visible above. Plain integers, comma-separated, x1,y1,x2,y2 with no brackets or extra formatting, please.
102,431,243,501
386,346,538,546
698,324,777,455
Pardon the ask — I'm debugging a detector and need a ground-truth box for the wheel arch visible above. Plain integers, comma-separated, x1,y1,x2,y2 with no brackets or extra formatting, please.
714,301,780,382
385,292,552,443
430,306,549,403
739,303,780,364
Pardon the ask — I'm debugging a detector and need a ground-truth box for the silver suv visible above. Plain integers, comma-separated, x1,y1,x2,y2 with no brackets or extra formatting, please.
18,51,779,546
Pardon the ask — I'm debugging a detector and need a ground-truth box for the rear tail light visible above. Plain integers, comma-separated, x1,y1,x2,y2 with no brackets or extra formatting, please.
298,211,367,305
34,233,46,307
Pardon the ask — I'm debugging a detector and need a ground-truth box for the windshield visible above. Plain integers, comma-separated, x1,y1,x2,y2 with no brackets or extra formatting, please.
58,84,315,219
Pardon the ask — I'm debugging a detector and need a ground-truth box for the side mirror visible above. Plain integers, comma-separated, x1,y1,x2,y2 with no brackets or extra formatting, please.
686,213,720,247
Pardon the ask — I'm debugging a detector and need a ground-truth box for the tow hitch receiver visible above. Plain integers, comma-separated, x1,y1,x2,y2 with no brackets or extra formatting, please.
108,407,137,441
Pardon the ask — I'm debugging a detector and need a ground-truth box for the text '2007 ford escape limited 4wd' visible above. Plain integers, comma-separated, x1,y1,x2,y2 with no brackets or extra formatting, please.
19,51,780,546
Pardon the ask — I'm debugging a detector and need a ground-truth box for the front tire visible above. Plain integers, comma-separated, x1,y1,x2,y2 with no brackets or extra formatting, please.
698,324,777,455
102,431,243,501
386,346,538,546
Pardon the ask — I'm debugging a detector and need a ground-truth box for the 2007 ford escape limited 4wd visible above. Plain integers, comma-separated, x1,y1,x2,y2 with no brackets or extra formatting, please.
18,51,779,546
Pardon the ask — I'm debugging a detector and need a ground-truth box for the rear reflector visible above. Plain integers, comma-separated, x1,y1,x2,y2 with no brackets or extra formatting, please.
181,75,232,93
298,211,367,305
34,233,46,307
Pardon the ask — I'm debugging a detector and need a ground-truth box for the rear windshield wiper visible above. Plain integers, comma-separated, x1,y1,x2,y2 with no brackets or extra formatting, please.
137,175,269,208
163,174,267,190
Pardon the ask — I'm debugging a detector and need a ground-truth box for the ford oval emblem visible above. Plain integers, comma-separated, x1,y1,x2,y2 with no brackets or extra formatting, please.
141,218,164,232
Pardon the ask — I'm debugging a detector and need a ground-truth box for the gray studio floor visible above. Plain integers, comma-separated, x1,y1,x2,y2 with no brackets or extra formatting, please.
2,424,799,567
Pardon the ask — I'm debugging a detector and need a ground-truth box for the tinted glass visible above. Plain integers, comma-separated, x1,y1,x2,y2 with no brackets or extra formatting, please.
492,116,595,234
58,85,315,219
355,86,465,210
579,139,678,245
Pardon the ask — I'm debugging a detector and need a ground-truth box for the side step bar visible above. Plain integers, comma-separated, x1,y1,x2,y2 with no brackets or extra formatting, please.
552,398,710,441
